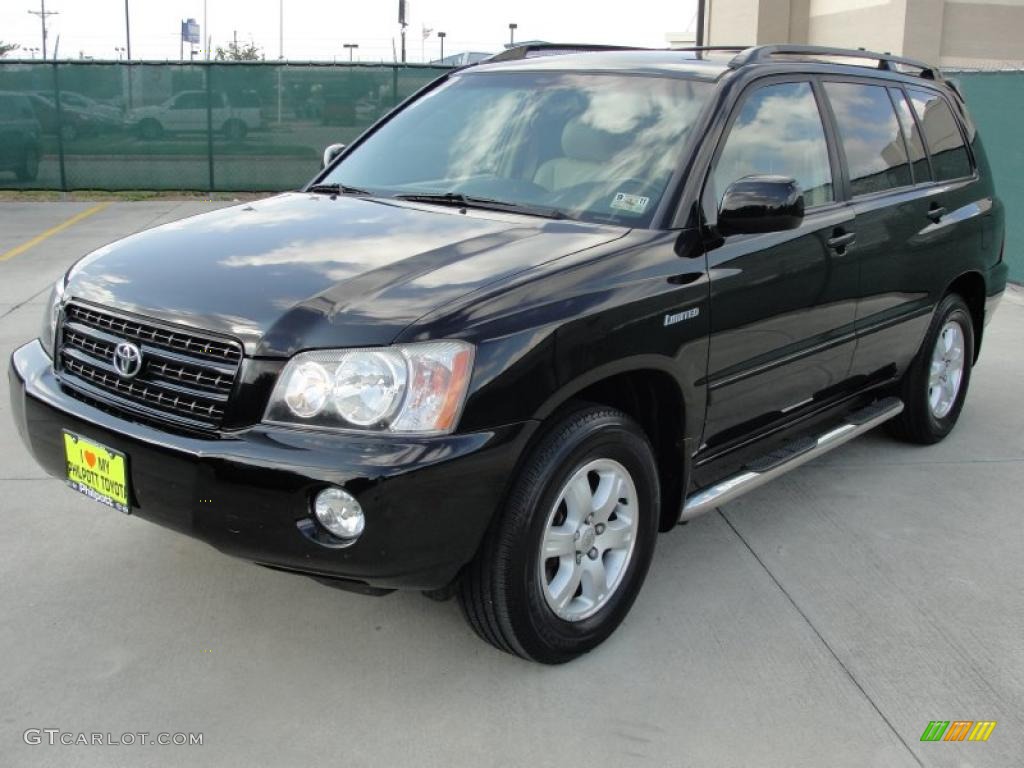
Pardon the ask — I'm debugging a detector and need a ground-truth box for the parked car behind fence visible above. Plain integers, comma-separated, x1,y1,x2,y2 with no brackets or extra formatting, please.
127,90,262,141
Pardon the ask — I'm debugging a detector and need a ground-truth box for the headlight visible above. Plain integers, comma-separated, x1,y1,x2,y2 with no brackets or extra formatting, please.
39,277,65,358
265,340,474,434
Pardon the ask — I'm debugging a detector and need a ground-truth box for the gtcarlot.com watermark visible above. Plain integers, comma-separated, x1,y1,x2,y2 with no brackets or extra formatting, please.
24,729,203,747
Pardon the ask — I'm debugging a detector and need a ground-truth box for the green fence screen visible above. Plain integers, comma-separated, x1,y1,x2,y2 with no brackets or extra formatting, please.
0,61,1020,281
0,61,451,193
950,71,1024,282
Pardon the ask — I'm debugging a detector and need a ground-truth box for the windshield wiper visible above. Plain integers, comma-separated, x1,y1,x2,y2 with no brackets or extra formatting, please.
394,192,572,221
306,182,372,196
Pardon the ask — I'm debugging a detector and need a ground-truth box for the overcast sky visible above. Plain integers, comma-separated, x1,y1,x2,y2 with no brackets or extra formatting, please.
4,1,698,62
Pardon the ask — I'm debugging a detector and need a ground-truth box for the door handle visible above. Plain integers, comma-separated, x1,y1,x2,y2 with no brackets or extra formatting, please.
927,205,947,223
827,231,856,251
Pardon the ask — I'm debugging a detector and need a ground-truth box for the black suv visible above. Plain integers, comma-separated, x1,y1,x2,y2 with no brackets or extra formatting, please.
9,45,1008,663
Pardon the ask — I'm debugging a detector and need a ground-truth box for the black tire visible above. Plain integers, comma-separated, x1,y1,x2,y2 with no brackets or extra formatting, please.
457,404,660,664
138,119,163,140
15,146,39,182
889,293,975,444
223,119,247,141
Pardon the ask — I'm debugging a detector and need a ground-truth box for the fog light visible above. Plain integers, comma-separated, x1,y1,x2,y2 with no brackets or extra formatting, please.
313,487,364,539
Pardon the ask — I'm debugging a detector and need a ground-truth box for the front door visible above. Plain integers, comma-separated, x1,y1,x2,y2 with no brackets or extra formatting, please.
701,79,859,452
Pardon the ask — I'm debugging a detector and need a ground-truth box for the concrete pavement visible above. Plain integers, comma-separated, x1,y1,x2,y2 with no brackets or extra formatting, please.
0,202,1021,767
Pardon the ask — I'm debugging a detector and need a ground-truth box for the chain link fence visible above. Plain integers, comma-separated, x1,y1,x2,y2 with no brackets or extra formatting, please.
0,61,451,192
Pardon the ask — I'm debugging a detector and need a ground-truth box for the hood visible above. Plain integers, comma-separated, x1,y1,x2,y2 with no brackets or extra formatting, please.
66,192,624,356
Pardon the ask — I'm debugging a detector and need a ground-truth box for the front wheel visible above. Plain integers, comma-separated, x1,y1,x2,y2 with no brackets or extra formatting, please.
889,293,975,444
458,405,659,663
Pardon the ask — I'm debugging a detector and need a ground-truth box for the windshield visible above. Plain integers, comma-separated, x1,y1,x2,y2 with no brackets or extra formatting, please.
323,72,713,227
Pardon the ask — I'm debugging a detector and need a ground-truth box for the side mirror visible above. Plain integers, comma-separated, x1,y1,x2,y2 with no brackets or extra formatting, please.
718,175,804,236
321,143,346,169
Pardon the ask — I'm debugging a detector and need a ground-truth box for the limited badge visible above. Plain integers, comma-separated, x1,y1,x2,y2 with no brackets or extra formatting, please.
610,192,650,215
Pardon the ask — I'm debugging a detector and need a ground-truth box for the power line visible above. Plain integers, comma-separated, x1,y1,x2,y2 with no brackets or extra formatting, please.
26,0,59,60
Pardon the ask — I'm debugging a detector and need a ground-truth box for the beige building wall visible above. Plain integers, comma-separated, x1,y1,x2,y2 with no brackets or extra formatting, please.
940,0,1024,68
806,0,911,57
703,0,1024,68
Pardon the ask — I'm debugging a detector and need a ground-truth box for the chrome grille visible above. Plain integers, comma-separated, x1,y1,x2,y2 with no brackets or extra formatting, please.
64,304,241,363
57,303,242,429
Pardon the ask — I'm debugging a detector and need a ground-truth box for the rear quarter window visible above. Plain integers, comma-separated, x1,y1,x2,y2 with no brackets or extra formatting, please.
907,88,973,181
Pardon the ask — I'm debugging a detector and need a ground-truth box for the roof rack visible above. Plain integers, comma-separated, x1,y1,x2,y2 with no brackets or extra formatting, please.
487,44,647,63
729,44,942,81
667,45,750,58
488,43,755,64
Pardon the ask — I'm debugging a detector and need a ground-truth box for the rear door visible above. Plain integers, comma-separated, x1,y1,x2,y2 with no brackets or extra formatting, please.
701,78,859,452
822,79,981,380
166,91,208,132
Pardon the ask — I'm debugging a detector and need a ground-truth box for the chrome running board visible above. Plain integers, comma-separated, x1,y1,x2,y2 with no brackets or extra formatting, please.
679,397,904,522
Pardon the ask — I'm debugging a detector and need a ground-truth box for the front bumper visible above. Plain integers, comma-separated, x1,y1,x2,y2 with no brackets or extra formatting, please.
9,340,536,590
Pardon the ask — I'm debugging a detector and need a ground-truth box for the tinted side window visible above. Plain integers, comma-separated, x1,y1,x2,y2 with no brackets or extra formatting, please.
713,81,833,208
907,88,972,181
889,87,930,183
824,82,911,196
173,93,206,110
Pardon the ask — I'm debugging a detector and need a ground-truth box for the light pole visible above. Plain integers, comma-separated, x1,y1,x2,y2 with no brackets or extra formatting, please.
123,0,131,60
399,0,407,63
277,0,283,124
114,46,124,60
343,43,358,62
122,0,134,108
437,31,445,62
508,23,517,47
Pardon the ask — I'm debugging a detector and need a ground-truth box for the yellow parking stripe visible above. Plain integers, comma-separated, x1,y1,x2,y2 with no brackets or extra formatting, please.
0,203,110,262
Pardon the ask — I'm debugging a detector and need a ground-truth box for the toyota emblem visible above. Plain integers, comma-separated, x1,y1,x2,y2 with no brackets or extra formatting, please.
113,341,143,379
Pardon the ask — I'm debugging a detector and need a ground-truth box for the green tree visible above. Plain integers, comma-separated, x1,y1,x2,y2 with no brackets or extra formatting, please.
215,40,262,61
0,41,20,58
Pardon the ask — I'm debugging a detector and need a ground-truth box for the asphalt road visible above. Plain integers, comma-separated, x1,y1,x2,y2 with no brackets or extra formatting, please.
1,201,1022,768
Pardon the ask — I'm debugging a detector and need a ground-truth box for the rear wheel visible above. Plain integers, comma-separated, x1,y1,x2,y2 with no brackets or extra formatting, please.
458,404,659,663
889,293,975,444
137,119,163,140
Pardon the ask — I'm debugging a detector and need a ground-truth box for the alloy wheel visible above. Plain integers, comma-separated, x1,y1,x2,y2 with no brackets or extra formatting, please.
928,319,965,419
538,458,639,622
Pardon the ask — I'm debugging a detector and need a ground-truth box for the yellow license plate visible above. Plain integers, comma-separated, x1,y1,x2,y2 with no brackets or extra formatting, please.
63,431,130,513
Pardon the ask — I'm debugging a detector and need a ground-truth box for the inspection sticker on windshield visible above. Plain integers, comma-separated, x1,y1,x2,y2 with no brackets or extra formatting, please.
610,192,650,215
